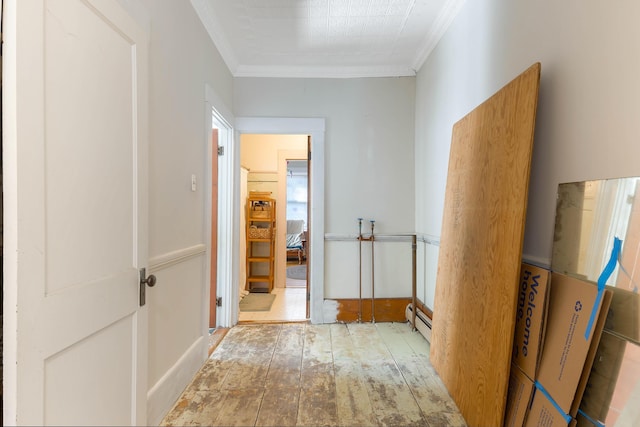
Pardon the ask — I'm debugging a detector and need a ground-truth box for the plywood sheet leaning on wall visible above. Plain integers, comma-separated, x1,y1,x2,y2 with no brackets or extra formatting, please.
430,63,541,427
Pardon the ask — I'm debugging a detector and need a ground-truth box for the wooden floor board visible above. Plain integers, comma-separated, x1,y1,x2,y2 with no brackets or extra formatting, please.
211,388,264,427
387,321,431,355
256,387,300,427
361,360,427,426
264,323,303,389
162,388,228,426
186,358,234,391
160,323,467,427
330,324,379,426
333,359,380,426
346,323,394,362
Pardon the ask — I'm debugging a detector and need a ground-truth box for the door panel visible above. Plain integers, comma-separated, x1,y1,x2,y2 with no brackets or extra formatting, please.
8,0,149,424
44,315,134,425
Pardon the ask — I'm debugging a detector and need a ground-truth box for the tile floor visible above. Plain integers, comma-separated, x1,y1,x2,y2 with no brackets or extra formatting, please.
238,286,307,322
238,261,308,323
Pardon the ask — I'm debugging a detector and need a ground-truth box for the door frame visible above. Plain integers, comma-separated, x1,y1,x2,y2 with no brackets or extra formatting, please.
204,85,235,329
234,117,325,324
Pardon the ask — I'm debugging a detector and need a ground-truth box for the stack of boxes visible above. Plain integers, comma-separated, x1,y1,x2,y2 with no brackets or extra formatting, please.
505,264,613,426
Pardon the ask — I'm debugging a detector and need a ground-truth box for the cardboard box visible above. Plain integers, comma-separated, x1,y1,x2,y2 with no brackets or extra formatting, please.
524,385,575,427
536,273,612,415
504,364,535,427
512,263,550,380
505,264,550,427
569,287,612,418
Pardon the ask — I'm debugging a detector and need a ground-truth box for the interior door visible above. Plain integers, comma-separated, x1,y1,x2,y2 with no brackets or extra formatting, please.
5,0,149,424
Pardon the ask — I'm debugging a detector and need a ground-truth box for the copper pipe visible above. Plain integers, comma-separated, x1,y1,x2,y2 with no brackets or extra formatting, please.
357,218,363,323
411,234,417,331
370,220,375,323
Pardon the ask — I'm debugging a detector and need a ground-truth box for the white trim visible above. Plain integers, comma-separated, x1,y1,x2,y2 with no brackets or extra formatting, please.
412,0,467,71
146,336,206,426
235,117,326,324
205,84,234,130
233,64,416,79
190,0,239,75
235,117,325,134
147,244,207,273
204,84,236,329
416,232,441,246
324,233,440,246
191,0,465,79
213,112,236,328
324,233,417,242
3,0,18,422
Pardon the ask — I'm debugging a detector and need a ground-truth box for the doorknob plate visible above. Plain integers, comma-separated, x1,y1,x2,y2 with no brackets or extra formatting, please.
139,268,157,306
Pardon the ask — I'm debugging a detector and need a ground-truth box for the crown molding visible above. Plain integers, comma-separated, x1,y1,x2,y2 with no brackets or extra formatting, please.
190,0,239,74
191,0,464,79
412,0,467,72
233,64,416,79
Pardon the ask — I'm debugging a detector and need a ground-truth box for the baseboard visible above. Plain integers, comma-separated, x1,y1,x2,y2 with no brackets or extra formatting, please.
522,253,551,269
146,336,207,426
405,303,432,343
331,297,412,323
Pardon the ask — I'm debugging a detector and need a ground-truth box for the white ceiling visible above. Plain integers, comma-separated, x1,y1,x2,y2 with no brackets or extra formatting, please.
191,0,466,78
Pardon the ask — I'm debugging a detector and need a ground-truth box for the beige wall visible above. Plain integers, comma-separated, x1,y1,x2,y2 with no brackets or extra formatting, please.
240,134,307,288
241,134,308,172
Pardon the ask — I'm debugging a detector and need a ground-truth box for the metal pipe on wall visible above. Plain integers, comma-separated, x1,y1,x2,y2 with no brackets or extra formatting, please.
411,234,417,331
347,229,421,324
357,218,363,323
370,220,376,323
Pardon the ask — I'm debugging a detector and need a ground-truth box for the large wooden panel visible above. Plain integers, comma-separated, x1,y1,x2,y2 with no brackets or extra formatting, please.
430,63,541,427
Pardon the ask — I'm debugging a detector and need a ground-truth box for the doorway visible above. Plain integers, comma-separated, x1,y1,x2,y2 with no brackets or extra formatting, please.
238,135,308,322
233,117,325,325
207,104,234,329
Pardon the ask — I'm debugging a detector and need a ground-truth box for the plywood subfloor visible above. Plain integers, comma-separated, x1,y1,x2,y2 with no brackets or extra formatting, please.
430,63,541,427
162,323,466,427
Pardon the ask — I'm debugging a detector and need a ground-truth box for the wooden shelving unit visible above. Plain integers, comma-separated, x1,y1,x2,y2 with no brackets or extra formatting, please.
245,192,276,293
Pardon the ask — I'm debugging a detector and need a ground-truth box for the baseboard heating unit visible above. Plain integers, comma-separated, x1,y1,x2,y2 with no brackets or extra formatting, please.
405,303,432,343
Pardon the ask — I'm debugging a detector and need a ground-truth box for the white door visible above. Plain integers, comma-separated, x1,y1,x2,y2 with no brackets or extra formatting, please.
4,0,149,424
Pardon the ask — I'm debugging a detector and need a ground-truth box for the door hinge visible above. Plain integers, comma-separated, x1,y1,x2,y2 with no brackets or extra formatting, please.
308,150,311,161
216,296,222,307
217,146,224,156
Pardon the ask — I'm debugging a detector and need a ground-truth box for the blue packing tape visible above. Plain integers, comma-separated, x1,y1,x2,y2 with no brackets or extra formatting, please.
534,381,572,424
585,237,621,340
577,409,605,427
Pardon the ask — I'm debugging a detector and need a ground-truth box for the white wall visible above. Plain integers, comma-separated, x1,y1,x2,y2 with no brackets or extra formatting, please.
124,1,234,424
234,78,417,305
415,0,640,307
